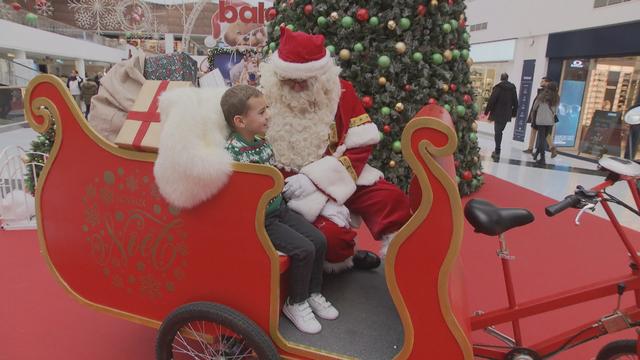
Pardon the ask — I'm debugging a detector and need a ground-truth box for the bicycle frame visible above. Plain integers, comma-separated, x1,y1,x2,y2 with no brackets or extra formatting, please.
472,175,640,359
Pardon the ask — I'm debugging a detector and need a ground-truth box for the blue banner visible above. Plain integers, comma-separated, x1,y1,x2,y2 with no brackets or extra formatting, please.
513,59,536,142
554,80,586,147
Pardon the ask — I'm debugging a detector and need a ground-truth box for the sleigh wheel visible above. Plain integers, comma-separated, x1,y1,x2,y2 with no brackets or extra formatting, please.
156,302,279,360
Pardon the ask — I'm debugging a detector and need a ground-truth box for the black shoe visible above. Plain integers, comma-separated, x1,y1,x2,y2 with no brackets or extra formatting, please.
532,151,539,161
535,158,546,166
491,152,500,161
352,250,381,270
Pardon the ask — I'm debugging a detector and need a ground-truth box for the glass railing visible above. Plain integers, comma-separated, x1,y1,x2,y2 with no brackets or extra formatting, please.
1,8,124,49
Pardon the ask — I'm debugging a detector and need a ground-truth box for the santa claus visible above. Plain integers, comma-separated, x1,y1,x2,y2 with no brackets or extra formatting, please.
260,28,412,272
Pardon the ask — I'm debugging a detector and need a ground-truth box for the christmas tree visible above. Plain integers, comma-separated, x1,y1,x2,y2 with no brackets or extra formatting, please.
266,0,483,195
24,125,55,194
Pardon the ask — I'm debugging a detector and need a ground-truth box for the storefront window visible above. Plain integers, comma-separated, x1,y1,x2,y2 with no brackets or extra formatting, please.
555,56,640,160
470,65,497,114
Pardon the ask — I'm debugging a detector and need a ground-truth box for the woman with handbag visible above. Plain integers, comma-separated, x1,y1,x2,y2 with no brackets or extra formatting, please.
532,82,560,165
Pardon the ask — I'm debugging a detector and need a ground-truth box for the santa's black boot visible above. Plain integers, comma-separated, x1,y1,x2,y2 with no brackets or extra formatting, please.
352,250,381,270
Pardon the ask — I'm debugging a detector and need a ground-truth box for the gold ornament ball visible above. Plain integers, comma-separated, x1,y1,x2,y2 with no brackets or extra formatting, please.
378,77,387,86
330,12,339,21
395,102,405,112
389,160,397,168
441,83,449,92
430,0,438,6
443,49,453,61
339,49,351,61
467,57,474,66
387,20,396,30
471,122,478,131
394,42,407,54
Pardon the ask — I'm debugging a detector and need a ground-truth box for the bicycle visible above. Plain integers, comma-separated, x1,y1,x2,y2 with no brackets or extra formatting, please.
465,156,640,360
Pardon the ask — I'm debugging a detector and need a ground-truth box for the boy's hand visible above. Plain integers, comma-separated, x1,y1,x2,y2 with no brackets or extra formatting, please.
320,201,351,228
283,174,316,200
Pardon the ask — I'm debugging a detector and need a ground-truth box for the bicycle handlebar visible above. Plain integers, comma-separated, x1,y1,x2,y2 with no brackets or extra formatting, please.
545,195,581,217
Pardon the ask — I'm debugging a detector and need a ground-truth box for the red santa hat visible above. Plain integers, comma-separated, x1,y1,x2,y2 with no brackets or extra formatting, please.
270,27,333,79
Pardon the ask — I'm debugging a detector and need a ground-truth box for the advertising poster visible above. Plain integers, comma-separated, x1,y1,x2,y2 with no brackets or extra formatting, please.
203,0,271,87
579,110,623,157
554,80,586,147
513,59,536,142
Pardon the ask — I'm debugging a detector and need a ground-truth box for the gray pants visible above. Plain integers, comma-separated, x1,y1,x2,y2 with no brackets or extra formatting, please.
265,203,326,304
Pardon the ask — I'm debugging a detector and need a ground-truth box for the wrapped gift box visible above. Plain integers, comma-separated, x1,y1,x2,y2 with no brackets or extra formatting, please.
114,80,192,152
143,52,198,84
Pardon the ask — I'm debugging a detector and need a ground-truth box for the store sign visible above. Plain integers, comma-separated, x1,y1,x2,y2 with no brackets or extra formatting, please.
570,59,585,69
218,0,270,24
210,1,270,47
513,59,536,142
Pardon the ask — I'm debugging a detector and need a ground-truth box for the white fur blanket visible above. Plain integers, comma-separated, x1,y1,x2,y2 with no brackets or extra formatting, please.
153,87,232,209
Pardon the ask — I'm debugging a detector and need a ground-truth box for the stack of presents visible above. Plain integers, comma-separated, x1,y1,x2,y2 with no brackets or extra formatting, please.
114,52,225,152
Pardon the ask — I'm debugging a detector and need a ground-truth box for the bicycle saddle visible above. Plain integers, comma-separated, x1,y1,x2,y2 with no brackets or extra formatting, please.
599,156,640,177
464,199,535,236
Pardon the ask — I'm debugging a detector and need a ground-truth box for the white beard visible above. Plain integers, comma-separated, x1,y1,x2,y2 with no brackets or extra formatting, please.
260,62,342,171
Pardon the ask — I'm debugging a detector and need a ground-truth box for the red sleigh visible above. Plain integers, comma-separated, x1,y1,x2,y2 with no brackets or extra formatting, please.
24,74,473,359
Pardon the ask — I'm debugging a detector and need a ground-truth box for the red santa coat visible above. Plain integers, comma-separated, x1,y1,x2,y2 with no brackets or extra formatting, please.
285,80,411,263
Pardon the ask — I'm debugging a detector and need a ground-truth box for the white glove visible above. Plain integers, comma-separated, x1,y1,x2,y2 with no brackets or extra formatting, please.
283,174,316,200
320,200,351,228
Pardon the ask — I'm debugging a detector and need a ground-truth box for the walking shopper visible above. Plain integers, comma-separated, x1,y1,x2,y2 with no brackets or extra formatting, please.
523,77,558,157
531,82,560,166
484,73,518,161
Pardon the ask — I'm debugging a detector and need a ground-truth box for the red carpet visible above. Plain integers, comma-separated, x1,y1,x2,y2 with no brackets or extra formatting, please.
2,174,638,359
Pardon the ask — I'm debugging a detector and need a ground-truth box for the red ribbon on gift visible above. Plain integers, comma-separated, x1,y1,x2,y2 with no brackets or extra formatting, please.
126,80,170,151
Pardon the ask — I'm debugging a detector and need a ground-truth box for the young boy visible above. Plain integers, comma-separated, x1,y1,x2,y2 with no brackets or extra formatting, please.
221,85,339,334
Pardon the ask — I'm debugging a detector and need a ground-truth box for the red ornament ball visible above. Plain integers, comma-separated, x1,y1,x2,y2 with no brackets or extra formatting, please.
459,19,466,28
362,96,374,109
383,125,391,134
450,83,457,92
404,84,413,92
448,0,454,5
463,94,473,105
428,98,437,105
303,4,313,16
417,4,427,17
10,2,21,10
462,170,473,181
266,8,277,21
356,8,369,22
454,160,460,168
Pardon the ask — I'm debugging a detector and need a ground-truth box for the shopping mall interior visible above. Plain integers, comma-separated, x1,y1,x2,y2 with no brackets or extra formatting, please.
1,0,640,359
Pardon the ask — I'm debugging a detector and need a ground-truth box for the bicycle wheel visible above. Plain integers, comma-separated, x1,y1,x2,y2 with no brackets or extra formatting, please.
156,302,279,360
596,340,638,360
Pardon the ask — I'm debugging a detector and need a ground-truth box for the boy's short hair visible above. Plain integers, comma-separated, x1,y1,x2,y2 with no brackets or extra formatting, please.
220,85,263,128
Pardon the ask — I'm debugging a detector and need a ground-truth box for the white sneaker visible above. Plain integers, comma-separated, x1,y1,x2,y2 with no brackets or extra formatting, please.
308,293,339,320
282,300,321,334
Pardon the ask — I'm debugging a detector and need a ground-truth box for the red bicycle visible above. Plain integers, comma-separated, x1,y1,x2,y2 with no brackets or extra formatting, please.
465,156,640,360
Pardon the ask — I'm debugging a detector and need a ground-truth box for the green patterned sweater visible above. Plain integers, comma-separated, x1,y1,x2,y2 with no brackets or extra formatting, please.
225,132,283,214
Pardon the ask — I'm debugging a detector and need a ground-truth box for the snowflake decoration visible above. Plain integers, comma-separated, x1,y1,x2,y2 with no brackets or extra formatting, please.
67,0,120,32
35,1,54,17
